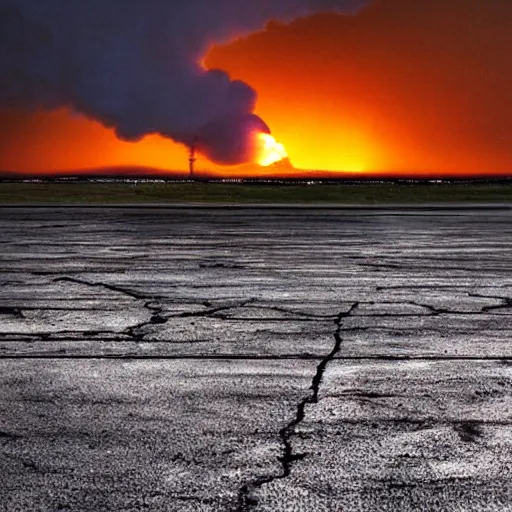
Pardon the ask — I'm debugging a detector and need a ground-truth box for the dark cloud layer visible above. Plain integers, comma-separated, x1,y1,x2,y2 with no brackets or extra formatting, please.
0,0,366,165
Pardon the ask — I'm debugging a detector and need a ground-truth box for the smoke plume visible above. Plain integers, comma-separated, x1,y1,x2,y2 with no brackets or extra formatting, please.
0,0,367,165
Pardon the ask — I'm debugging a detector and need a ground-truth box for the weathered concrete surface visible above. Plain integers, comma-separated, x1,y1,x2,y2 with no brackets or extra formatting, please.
1,359,314,511
1,207,512,511
255,360,512,511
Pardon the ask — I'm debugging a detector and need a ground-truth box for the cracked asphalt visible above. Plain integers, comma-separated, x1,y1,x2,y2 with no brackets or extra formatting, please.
1,206,512,511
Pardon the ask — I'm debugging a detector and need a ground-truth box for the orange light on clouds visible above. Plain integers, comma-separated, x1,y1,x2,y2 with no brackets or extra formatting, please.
2,0,512,178
0,108,186,173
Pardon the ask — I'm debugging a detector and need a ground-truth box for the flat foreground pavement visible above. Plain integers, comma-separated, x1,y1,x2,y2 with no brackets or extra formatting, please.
1,206,512,511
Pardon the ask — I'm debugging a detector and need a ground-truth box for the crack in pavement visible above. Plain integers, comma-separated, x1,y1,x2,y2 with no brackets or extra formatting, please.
0,332,132,343
236,302,360,511
52,277,281,341
0,307,24,318
468,293,512,312
361,298,512,317
402,302,454,316
171,299,257,320
169,303,337,322
124,300,168,342
124,299,273,342
53,277,159,301
53,276,173,342
404,296,512,316
3,290,509,347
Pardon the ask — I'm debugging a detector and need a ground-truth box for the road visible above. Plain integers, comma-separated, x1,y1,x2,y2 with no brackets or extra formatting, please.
1,206,512,511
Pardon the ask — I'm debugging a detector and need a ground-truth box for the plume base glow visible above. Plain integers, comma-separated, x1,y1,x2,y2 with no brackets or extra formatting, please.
256,133,288,166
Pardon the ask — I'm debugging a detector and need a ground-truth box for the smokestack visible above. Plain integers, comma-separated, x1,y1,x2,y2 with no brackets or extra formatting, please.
188,138,197,180
0,1,368,166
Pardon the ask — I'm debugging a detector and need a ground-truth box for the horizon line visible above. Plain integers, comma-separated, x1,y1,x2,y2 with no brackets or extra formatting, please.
1,165,512,181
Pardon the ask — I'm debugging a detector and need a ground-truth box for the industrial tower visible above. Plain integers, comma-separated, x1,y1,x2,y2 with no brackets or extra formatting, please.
188,137,197,180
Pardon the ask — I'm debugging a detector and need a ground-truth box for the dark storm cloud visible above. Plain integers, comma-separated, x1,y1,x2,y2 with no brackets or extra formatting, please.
0,0,367,165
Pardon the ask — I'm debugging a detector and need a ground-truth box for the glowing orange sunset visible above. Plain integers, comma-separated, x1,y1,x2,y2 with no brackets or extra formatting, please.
4,3,512,509
1,0,512,179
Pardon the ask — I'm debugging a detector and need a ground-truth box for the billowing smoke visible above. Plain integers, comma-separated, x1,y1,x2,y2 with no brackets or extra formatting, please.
0,0,367,165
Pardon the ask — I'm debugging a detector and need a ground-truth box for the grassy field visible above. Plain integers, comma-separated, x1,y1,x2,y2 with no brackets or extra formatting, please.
0,182,512,204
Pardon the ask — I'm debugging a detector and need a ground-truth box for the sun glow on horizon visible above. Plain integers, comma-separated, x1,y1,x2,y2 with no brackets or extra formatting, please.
255,133,288,167
3,1,512,179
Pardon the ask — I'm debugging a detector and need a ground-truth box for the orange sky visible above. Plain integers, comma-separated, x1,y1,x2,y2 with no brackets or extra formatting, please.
2,0,512,178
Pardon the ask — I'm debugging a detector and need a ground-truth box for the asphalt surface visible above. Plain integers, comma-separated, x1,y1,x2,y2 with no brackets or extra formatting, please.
1,206,512,511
